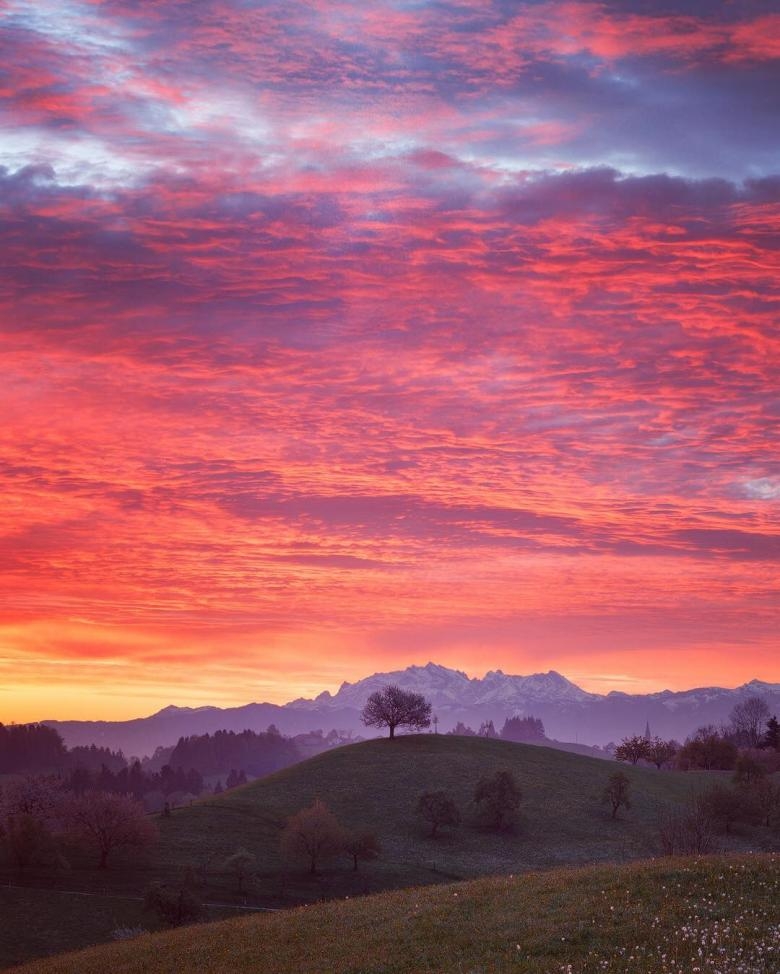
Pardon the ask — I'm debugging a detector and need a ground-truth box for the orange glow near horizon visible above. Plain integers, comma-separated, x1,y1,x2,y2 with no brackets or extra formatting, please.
1,1,779,725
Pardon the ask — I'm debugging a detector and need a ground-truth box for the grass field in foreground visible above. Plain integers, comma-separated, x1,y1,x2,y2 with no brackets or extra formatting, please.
10,854,779,974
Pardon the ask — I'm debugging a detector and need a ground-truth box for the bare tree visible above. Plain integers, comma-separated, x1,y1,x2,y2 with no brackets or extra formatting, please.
280,800,343,874
65,792,157,868
657,797,716,856
417,791,460,837
729,696,771,748
701,784,744,835
360,685,432,739
602,772,631,819
343,832,380,871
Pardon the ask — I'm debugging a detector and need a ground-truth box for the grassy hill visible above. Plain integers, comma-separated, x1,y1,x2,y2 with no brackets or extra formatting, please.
9,854,779,974
3,735,775,968
150,734,726,895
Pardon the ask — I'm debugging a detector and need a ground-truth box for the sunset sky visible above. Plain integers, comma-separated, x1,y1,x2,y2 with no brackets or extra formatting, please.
1,0,779,722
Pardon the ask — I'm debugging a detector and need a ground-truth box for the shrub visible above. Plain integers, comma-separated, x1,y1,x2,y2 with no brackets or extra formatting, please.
677,727,738,770
657,796,717,855
700,784,744,834
474,770,521,831
224,847,256,893
144,882,203,927
417,791,460,837
602,771,631,820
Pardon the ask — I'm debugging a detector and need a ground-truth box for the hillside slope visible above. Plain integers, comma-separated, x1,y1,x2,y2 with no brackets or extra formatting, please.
10,855,779,974
5,736,769,969
153,735,720,895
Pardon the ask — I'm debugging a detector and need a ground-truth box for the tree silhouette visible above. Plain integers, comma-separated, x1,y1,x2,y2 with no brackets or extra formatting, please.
417,791,460,837
615,735,649,765
65,792,157,868
280,800,343,874
474,770,521,831
343,832,380,871
602,771,631,819
360,685,432,739
729,696,771,748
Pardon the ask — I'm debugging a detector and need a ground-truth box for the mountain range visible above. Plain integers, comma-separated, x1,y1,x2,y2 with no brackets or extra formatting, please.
40,662,780,757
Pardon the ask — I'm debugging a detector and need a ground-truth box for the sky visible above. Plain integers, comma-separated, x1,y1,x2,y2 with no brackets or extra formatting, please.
1,0,779,722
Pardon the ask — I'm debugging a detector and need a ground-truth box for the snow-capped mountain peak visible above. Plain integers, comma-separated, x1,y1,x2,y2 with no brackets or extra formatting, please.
285,662,596,711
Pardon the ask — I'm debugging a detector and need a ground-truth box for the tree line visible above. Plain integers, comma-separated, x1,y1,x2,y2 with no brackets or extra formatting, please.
614,696,780,772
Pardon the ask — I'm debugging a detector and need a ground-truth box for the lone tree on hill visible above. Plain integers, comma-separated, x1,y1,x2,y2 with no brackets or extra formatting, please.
280,799,343,874
417,790,460,837
360,685,432,739
474,770,521,831
602,771,631,819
